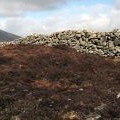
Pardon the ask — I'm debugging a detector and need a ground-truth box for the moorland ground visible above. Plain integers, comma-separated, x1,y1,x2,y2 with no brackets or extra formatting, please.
0,44,120,120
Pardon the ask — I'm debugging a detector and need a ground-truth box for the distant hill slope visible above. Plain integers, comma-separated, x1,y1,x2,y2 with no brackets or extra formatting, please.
0,30,21,42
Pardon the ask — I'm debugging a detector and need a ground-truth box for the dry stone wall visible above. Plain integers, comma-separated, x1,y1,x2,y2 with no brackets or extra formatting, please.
0,29,120,57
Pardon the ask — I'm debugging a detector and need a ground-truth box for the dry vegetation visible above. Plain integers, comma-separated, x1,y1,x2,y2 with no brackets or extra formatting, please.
0,44,120,120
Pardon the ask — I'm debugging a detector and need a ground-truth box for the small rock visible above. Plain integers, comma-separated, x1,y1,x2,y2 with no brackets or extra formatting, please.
38,98,42,102
79,39,86,46
94,103,107,111
49,104,53,107
108,41,114,48
76,34,82,38
115,47,120,52
117,93,120,99
114,39,120,46
89,50,94,54
86,113,101,120
79,88,84,91
68,98,72,101
62,111,80,120
11,116,20,120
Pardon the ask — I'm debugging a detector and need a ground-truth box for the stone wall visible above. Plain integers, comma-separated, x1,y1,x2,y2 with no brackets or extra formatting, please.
0,29,120,57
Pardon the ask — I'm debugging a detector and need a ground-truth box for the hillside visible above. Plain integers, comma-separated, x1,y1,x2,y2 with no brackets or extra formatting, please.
0,30,20,42
0,44,120,120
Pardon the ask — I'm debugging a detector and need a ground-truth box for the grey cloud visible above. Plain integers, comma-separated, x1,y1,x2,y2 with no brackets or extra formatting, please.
115,0,120,9
0,0,69,17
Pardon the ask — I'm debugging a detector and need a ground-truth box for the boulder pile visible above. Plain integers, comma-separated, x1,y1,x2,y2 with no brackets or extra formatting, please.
0,29,120,57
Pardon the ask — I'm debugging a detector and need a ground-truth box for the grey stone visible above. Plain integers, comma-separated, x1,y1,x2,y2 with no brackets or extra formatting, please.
76,33,82,38
86,113,101,120
108,41,114,48
115,47,120,52
114,39,120,46
102,42,107,47
79,39,86,46
114,33,120,38
94,103,107,111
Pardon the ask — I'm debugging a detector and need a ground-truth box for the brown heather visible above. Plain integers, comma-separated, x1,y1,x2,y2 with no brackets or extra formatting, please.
0,44,120,120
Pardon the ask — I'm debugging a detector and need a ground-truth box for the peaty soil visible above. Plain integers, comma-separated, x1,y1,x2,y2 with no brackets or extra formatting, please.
0,44,120,120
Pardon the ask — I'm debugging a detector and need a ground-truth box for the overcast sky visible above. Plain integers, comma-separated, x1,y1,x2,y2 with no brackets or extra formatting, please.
0,0,120,36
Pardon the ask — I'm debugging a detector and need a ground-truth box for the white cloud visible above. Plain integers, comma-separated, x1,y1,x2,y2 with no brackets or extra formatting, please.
0,13,111,36
1,16,66,36
0,1,120,36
